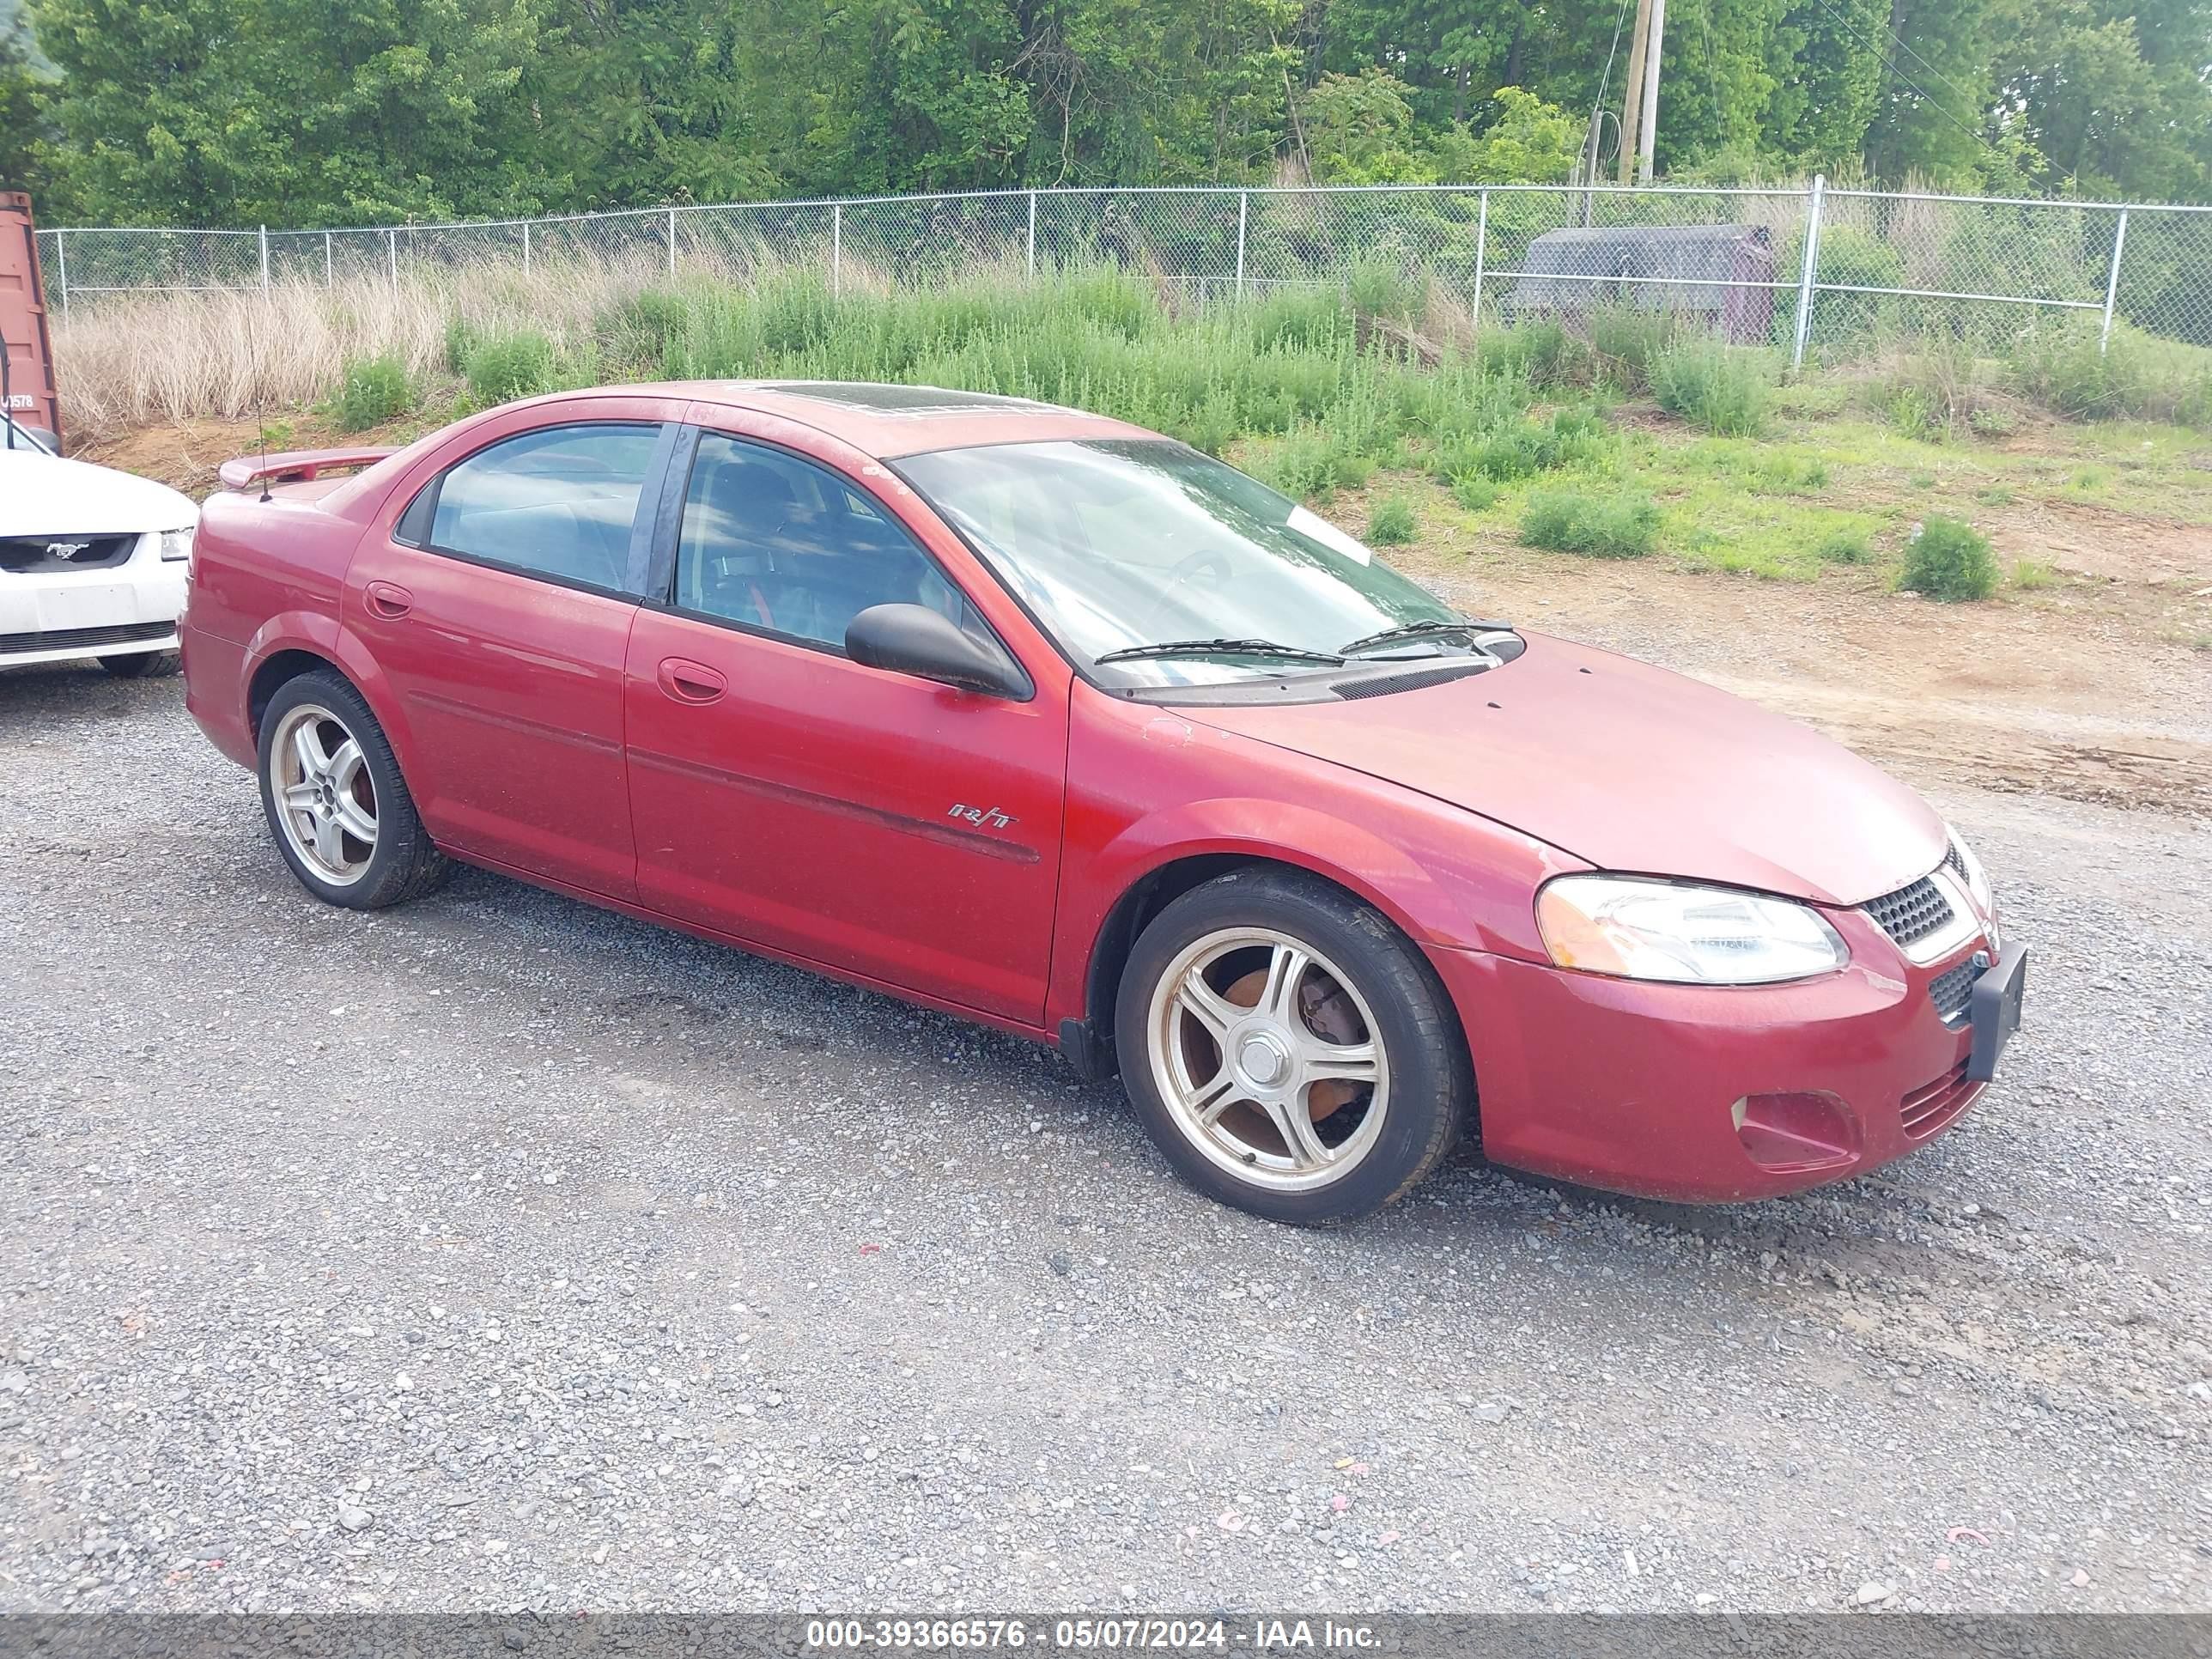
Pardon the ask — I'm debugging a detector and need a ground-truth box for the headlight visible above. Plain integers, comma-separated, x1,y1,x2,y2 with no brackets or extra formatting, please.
157,526,195,563
1536,875,1850,985
1944,822,1993,914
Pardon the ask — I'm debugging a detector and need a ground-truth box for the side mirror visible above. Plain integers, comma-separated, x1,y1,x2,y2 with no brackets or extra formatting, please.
845,604,1031,700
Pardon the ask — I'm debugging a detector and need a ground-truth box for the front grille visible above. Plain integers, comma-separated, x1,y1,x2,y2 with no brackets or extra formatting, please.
1929,957,1979,1023
1943,842,1968,881
0,619,174,656
1899,1059,1981,1139
1863,874,1956,948
0,533,140,574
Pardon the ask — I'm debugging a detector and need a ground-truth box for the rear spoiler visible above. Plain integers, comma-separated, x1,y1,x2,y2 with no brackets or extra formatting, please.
217,447,398,490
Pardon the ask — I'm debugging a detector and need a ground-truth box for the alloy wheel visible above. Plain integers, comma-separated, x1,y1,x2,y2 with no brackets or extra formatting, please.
1145,926,1390,1191
268,703,378,886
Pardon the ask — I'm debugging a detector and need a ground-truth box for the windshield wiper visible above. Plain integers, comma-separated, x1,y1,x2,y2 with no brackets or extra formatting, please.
1337,617,1514,657
1093,637,1346,667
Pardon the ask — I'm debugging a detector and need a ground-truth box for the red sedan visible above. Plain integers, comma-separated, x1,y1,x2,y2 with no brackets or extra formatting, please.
181,383,2027,1223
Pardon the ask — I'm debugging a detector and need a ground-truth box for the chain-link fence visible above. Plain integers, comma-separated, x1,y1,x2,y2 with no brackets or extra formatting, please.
33,179,2212,362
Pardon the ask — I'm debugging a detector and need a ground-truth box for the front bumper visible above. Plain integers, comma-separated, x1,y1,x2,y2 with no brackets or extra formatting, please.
1,542,188,666
1435,921,2000,1203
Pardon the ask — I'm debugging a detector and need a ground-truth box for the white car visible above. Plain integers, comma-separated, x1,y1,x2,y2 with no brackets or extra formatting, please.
1,436,198,678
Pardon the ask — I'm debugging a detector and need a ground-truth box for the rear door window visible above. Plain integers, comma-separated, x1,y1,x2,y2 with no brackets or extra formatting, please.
418,422,663,594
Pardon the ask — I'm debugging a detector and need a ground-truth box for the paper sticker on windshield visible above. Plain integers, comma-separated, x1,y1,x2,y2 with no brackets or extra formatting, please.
1287,505,1372,566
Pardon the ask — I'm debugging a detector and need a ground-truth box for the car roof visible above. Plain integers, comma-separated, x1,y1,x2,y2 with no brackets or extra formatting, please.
586,380,1159,460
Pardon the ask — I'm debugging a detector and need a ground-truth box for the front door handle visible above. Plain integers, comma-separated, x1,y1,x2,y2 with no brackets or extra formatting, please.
657,657,727,704
364,580,413,620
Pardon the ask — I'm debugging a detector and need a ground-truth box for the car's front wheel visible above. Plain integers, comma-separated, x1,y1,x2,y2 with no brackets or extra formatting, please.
257,670,448,909
1115,867,1472,1224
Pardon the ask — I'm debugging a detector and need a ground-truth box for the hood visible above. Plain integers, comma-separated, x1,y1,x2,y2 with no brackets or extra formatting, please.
1193,632,1945,908
0,451,200,537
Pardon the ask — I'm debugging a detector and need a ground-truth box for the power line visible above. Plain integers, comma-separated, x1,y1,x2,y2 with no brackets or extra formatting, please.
1803,0,2001,161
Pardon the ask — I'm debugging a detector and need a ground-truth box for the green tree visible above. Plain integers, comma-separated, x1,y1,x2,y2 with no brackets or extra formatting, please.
0,20,47,194
1990,0,2212,199
31,0,558,224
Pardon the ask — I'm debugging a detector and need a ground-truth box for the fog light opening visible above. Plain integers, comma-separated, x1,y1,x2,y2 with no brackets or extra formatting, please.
1733,1091,1860,1174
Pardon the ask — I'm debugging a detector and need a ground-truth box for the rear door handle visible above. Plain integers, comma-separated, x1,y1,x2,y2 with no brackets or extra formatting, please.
364,580,413,620
657,657,727,704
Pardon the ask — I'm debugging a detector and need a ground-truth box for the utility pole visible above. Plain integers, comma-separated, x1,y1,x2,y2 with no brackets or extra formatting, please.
1617,0,1654,185
1637,0,1667,183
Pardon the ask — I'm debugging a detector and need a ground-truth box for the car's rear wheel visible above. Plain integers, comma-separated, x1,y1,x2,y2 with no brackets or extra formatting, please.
258,671,447,909
1115,867,1471,1224
98,649,179,678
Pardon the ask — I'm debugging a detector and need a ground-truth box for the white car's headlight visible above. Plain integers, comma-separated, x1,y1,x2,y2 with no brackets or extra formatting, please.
1943,822,1993,914
1536,875,1850,985
157,526,195,563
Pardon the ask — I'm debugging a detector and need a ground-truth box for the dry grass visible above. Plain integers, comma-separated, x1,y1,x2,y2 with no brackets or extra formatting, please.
52,257,663,444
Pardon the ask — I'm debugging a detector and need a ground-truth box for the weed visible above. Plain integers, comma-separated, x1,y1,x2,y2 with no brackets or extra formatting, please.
1520,489,1659,558
2010,556,2058,590
1366,495,1418,545
327,355,414,433
1449,474,1500,511
463,330,559,404
1900,516,1999,601
1814,528,1875,565
1651,340,1774,436
1974,483,2015,505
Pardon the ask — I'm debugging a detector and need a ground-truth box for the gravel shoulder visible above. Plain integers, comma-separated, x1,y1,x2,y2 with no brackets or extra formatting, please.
3,659,2209,1616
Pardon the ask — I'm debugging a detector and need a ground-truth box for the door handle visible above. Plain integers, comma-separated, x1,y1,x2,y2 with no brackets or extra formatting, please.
364,580,413,620
657,657,727,704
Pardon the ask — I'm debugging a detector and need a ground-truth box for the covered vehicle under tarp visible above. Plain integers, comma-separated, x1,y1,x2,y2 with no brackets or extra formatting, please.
1504,222,1778,343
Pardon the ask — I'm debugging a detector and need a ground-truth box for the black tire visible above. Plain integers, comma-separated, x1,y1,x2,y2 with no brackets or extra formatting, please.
99,649,180,678
1114,866,1473,1224
257,669,449,909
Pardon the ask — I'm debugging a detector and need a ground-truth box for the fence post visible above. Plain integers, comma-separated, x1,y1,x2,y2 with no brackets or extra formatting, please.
2100,208,2129,355
1234,191,1249,302
324,230,333,289
1470,189,1489,334
388,228,398,288
53,228,67,319
832,203,842,298
667,207,678,278
1790,173,1825,371
259,225,270,294
1026,191,1037,278
522,220,532,277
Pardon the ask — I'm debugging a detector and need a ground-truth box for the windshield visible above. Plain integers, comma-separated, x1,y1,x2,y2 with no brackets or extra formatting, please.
895,440,1467,687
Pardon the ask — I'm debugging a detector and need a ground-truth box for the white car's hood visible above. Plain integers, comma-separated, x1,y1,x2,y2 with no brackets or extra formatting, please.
0,451,199,537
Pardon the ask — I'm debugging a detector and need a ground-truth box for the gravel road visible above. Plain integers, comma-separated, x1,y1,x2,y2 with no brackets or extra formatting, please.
3,661,2209,1616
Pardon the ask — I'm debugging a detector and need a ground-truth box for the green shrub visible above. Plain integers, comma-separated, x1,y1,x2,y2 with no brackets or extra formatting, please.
1587,302,1679,392
329,355,413,433
1431,404,1612,483
1450,474,1501,511
1346,260,1419,324
1771,224,1906,354
1899,517,1998,601
1481,320,1594,392
463,330,557,404
2008,319,2212,425
1813,528,1875,565
1366,495,1418,544
1651,340,1774,436
1520,489,1659,558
